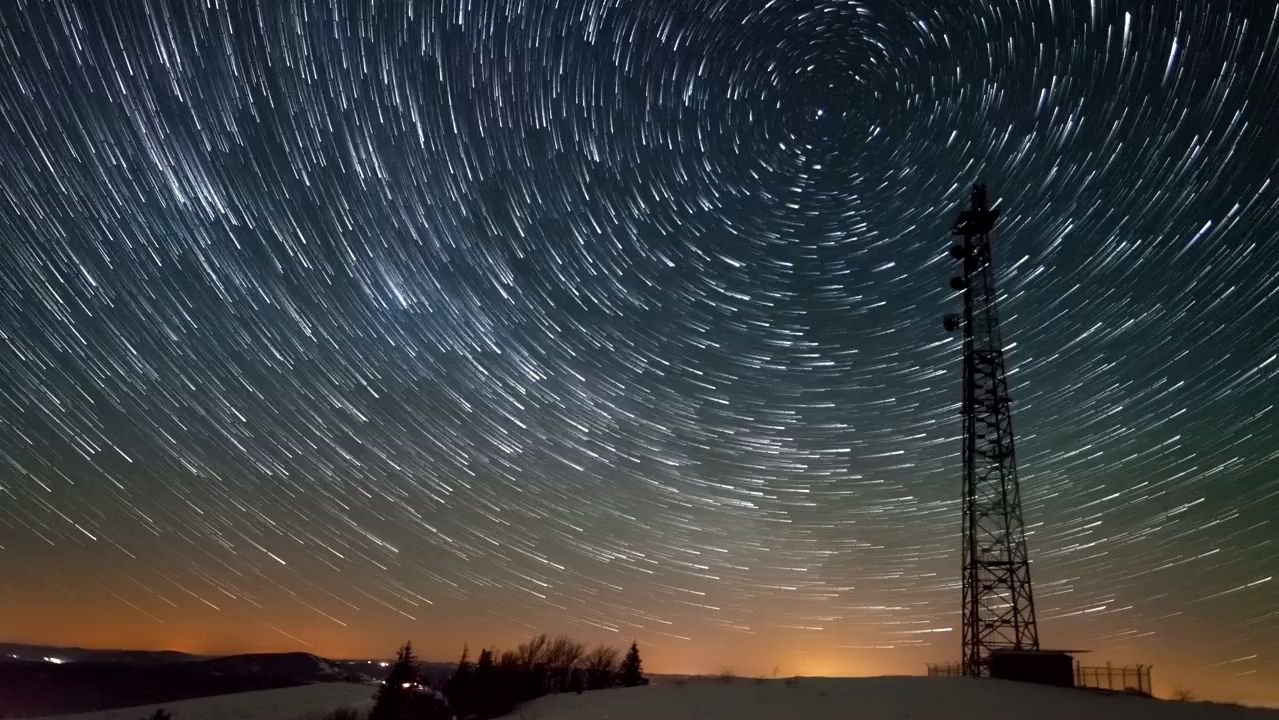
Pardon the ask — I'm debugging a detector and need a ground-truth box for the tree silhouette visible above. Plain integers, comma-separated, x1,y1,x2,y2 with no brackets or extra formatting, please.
420,633,639,719
619,641,648,687
582,645,619,690
544,635,585,694
443,645,473,718
472,648,511,718
512,634,549,702
368,642,446,720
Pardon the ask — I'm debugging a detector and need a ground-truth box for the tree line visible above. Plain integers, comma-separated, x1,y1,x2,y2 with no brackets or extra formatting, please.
370,634,648,720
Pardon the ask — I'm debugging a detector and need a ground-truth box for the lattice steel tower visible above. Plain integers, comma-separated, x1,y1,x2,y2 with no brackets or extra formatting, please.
943,183,1039,676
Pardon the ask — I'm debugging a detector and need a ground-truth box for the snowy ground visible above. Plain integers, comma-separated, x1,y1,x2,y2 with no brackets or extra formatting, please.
499,677,1279,720
35,682,376,720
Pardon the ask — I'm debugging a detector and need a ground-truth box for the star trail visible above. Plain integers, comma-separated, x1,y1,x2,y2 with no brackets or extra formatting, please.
1,0,1278,704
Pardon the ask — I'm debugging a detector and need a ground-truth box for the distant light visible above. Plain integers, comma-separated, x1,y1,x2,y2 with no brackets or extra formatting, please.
401,682,413,688
379,661,389,667
816,108,824,117
44,657,64,664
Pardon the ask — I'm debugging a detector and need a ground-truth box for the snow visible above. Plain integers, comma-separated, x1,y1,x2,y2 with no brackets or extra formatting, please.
499,677,1279,720
34,682,376,720
29,674,1279,720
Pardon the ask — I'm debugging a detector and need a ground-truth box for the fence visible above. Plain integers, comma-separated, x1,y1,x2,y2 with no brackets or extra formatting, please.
925,661,1152,695
1074,662,1153,695
925,663,963,677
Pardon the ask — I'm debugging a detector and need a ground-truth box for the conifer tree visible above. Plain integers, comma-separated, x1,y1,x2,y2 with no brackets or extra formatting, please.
370,642,420,720
443,645,473,717
618,641,648,687
473,648,504,718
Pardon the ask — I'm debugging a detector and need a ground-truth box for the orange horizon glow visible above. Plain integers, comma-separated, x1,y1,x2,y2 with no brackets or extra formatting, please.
3,605,1274,709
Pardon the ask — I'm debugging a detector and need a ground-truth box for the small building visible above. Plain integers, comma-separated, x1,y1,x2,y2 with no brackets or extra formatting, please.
989,649,1079,688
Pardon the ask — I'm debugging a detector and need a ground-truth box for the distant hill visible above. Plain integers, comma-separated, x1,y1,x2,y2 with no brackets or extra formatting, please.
0,643,201,666
189,652,352,683
0,643,460,682
0,648,375,718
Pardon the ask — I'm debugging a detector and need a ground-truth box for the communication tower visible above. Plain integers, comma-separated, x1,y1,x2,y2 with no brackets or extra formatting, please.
943,184,1040,676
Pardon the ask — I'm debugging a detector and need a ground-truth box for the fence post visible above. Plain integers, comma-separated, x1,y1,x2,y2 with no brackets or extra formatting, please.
1106,662,1113,690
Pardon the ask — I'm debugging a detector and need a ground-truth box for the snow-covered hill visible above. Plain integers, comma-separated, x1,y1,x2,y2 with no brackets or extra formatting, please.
499,676,1278,720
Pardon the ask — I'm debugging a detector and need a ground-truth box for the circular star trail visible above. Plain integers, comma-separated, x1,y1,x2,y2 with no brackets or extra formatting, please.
1,0,1277,702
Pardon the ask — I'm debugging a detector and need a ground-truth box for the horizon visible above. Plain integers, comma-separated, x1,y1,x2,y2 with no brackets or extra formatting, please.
8,636,1279,711
1,0,1276,711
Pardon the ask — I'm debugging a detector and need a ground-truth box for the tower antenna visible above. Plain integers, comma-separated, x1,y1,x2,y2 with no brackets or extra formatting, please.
943,183,1040,676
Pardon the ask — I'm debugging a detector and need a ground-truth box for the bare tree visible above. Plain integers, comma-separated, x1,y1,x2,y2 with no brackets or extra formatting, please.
543,635,585,693
582,645,620,690
515,634,551,670
497,648,520,670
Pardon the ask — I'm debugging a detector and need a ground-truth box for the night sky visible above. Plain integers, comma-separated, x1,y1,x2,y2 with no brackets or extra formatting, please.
1,0,1277,705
